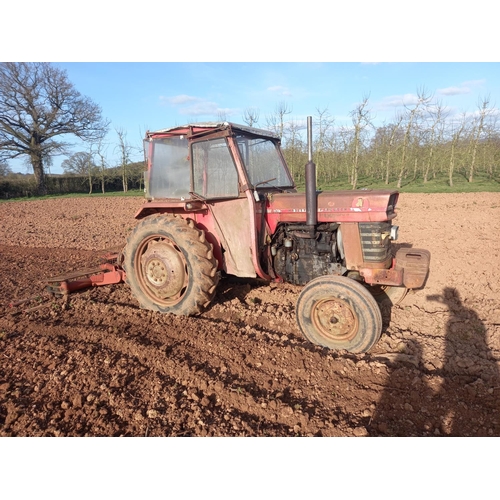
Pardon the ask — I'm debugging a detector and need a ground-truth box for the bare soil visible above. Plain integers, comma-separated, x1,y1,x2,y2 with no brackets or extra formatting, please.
1,193,499,436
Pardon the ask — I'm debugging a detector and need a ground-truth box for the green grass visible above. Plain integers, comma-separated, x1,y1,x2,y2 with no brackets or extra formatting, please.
3,171,500,203
0,189,145,203
297,172,500,194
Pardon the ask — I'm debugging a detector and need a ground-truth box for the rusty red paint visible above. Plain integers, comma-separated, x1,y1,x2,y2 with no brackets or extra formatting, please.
265,190,398,232
47,262,126,295
359,266,404,287
339,222,364,270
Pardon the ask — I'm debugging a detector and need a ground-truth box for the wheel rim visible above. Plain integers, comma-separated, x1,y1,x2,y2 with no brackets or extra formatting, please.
310,297,359,343
135,236,188,306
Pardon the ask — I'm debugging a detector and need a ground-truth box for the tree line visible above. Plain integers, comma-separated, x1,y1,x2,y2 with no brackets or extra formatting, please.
253,94,499,189
0,162,146,199
59,129,144,195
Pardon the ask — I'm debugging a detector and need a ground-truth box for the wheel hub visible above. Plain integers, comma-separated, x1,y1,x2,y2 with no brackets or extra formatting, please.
147,259,167,284
311,297,358,342
140,240,187,299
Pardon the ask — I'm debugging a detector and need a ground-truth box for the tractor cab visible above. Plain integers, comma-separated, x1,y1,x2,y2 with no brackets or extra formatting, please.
144,122,294,202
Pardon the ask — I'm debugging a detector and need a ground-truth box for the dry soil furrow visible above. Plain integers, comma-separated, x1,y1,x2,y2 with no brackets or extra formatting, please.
2,318,348,435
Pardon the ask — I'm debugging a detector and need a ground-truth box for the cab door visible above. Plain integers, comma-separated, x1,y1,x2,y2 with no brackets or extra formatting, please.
191,137,257,277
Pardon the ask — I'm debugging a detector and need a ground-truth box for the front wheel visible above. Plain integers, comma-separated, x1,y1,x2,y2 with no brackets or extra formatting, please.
296,275,382,353
122,214,219,316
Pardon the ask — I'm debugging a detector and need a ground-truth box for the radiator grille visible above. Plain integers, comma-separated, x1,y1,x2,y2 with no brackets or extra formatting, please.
359,222,391,262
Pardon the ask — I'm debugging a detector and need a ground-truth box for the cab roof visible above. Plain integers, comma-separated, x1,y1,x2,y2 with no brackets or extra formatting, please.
146,122,281,140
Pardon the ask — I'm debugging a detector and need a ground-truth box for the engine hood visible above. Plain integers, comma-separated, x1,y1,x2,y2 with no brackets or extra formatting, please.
265,190,398,229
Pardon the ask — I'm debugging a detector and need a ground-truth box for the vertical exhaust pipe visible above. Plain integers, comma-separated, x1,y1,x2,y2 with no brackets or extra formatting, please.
305,116,317,229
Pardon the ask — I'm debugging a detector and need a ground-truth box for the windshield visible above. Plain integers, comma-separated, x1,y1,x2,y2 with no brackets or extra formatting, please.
236,135,293,188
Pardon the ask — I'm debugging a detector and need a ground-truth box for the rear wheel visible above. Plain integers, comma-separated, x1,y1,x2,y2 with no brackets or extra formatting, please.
123,214,219,315
296,275,382,353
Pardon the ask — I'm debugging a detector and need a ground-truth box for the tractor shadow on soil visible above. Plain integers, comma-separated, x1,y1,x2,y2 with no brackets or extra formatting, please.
212,277,270,307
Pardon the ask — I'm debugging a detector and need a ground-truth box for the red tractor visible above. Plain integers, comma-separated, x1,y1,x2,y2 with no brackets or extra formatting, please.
120,117,430,353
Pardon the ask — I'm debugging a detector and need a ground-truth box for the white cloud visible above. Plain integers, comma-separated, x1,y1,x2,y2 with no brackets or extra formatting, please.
180,100,219,116
437,86,471,96
161,94,239,118
374,93,421,110
161,94,200,105
462,79,486,87
437,79,485,97
267,85,292,97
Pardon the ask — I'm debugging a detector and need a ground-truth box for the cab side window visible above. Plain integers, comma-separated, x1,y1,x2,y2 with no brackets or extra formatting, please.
192,138,239,199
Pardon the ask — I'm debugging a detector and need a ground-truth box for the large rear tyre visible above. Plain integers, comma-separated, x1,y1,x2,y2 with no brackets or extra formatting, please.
296,275,382,353
123,214,219,316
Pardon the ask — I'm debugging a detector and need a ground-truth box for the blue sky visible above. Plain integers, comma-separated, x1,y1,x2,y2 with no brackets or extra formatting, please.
4,3,499,174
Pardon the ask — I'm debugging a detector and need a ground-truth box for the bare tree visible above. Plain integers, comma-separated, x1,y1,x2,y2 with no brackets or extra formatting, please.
0,62,109,195
95,139,109,194
0,161,12,176
468,96,491,183
325,127,343,182
115,128,136,192
423,102,447,183
349,96,372,190
282,119,305,181
61,150,97,194
448,113,467,187
62,151,92,176
484,114,500,179
384,115,403,184
314,107,335,184
266,101,292,139
337,126,354,180
217,110,228,122
242,108,260,127
397,89,432,188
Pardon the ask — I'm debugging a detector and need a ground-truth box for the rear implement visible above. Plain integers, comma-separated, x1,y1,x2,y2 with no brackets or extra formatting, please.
46,251,125,296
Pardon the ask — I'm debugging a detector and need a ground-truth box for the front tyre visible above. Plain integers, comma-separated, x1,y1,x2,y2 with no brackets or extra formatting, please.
296,275,382,353
123,214,219,316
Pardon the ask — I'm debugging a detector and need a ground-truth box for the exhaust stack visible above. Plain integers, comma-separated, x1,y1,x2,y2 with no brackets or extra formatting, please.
305,116,317,229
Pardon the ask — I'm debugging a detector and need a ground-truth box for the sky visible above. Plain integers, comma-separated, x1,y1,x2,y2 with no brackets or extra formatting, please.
3,2,499,175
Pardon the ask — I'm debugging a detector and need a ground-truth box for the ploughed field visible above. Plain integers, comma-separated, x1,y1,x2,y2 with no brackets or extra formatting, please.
1,193,499,437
